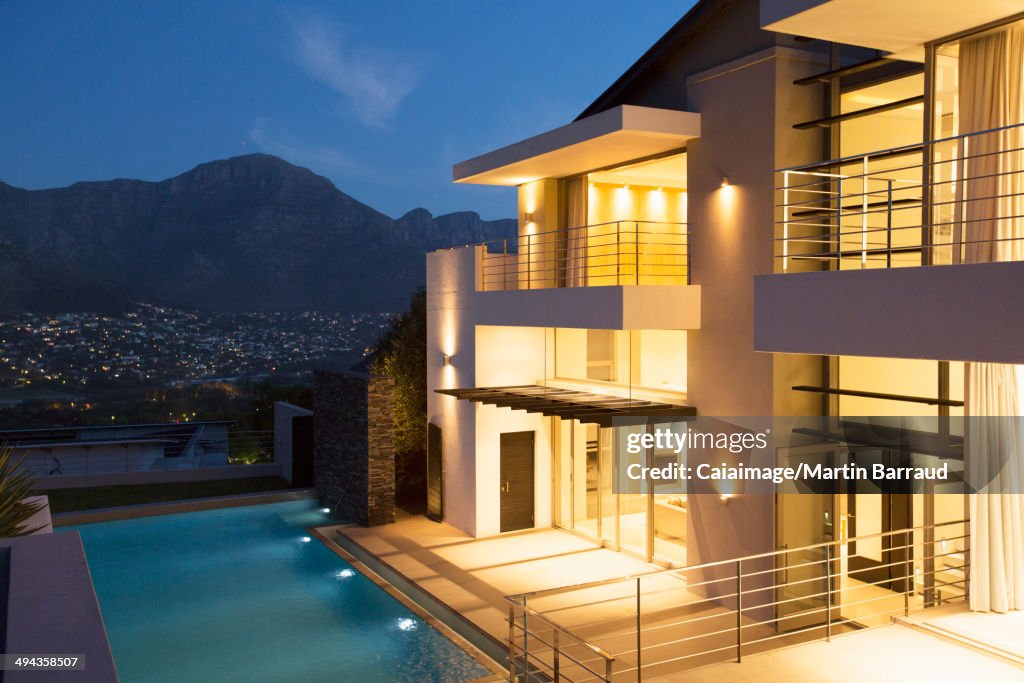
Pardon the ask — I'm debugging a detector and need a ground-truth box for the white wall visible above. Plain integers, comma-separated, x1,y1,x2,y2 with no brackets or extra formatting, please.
427,247,481,536
476,325,555,536
755,260,1024,363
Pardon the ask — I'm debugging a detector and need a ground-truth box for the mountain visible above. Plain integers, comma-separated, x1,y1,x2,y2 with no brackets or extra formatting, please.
0,155,515,313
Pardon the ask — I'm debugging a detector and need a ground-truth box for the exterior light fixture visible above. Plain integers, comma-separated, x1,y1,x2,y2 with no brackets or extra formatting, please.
657,187,663,192
721,176,730,187
719,494,731,505
320,507,331,514
523,212,534,223
623,184,630,190
442,354,452,367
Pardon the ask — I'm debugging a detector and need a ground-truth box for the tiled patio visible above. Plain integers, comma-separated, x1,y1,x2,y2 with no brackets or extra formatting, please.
327,515,658,646
321,517,1024,681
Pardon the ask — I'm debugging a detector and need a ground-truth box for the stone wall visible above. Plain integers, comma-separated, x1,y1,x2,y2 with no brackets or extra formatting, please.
314,370,395,526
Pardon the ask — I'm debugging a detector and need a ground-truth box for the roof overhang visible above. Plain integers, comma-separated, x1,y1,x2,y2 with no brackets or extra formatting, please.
453,105,700,186
435,384,696,427
761,0,1024,61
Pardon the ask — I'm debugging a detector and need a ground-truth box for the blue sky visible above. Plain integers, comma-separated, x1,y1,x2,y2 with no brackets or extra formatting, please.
0,1,692,220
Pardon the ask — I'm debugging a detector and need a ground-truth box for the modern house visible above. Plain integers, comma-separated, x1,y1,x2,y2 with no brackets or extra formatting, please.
421,0,1024,677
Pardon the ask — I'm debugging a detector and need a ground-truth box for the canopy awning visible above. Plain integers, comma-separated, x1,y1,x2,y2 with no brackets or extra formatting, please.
452,105,700,186
435,384,696,426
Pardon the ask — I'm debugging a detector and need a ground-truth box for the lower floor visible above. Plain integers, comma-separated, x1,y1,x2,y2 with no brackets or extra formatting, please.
329,515,1024,682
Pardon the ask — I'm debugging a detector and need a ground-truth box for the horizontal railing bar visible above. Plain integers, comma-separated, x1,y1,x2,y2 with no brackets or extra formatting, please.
509,520,965,602
778,120,1024,174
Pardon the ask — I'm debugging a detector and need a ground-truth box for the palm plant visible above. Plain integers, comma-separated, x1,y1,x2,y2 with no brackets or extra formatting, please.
0,444,44,537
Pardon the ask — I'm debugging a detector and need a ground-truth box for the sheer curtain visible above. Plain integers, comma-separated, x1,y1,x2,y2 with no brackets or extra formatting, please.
563,177,588,287
959,24,1024,613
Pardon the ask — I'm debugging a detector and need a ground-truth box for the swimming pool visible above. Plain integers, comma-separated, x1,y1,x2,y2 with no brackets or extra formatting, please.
66,500,491,682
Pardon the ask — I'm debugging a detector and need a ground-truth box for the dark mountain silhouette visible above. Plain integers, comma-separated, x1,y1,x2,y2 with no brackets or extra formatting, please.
0,155,514,313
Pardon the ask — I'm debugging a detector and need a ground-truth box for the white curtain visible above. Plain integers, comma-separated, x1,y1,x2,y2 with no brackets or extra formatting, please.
967,364,1024,613
563,177,588,287
959,25,1024,613
959,25,1024,263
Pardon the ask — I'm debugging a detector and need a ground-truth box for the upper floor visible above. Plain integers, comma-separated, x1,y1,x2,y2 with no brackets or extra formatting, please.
757,3,1024,363
434,0,1024,362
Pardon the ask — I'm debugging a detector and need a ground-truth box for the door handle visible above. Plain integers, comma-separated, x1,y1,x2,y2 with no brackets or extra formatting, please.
501,481,510,494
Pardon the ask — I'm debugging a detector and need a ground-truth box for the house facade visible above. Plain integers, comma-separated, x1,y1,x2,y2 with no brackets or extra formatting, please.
426,0,1024,621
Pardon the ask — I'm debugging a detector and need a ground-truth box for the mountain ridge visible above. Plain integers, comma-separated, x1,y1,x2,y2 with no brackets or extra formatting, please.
0,154,515,313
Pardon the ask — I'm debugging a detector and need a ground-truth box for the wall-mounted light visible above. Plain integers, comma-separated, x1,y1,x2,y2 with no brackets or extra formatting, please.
719,494,731,505
442,354,452,367
623,184,630,190
656,187,663,192
523,212,534,223
720,176,730,188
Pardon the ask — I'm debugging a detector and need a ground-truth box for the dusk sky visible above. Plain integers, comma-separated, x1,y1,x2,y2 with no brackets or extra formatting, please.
0,1,693,220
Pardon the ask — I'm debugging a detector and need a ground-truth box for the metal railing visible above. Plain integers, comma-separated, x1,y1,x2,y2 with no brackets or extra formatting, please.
13,428,274,478
474,221,689,291
776,120,1024,272
504,519,968,682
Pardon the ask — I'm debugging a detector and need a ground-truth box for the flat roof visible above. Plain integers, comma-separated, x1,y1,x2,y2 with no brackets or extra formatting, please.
452,105,700,186
762,0,1024,61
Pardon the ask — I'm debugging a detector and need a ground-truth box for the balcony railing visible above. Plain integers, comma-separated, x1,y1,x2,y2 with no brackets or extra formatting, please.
506,519,967,681
776,121,1024,272
476,221,689,291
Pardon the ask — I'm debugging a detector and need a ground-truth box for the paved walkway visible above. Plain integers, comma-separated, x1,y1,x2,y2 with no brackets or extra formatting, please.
681,622,1024,682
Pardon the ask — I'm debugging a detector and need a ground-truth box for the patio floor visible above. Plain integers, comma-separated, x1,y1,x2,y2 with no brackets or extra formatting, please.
328,515,658,648
321,516,1024,681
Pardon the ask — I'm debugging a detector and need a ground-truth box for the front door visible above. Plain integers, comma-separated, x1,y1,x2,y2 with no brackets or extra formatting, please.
500,431,535,533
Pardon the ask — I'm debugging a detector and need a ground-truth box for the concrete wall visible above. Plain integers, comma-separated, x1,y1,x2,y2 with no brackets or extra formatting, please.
0,532,119,682
474,284,701,330
274,401,314,485
755,261,1024,363
313,370,395,526
427,247,480,535
475,326,555,535
684,46,826,581
20,495,52,535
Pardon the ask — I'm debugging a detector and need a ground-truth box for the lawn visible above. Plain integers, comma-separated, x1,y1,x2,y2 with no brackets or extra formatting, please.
44,476,297,513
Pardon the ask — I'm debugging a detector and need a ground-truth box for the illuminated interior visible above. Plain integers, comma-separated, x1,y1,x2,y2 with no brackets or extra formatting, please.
835,73,924,270
504,152,690,290
475,323,689,565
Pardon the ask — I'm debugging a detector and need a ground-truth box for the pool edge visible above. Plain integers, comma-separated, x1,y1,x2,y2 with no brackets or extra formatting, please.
52,488,316,526
309,526,507,682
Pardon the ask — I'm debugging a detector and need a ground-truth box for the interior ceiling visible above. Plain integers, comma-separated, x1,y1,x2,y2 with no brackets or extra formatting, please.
765,0,1024,61
842,74,924,118
589,153,688,189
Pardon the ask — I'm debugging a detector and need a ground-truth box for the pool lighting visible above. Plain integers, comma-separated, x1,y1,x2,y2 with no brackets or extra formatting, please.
300,536,312,543
336,569,356,579
321,507,331,514
397,618,417,631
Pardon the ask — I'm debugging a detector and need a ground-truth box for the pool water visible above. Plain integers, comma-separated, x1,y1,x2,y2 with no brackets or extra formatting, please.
66,500,490,683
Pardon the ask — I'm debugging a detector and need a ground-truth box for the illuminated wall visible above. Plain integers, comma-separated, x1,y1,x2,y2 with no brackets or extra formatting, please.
475,325,555,535
516,179,560,289
587,183,689,285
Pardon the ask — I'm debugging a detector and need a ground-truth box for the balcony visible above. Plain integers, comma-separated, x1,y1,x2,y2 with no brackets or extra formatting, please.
756,122,1024,363
428,221,699,332
776,121,1024,273
478,220,689,291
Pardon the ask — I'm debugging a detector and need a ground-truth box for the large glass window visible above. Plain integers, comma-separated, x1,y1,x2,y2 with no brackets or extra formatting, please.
553,328,687,396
